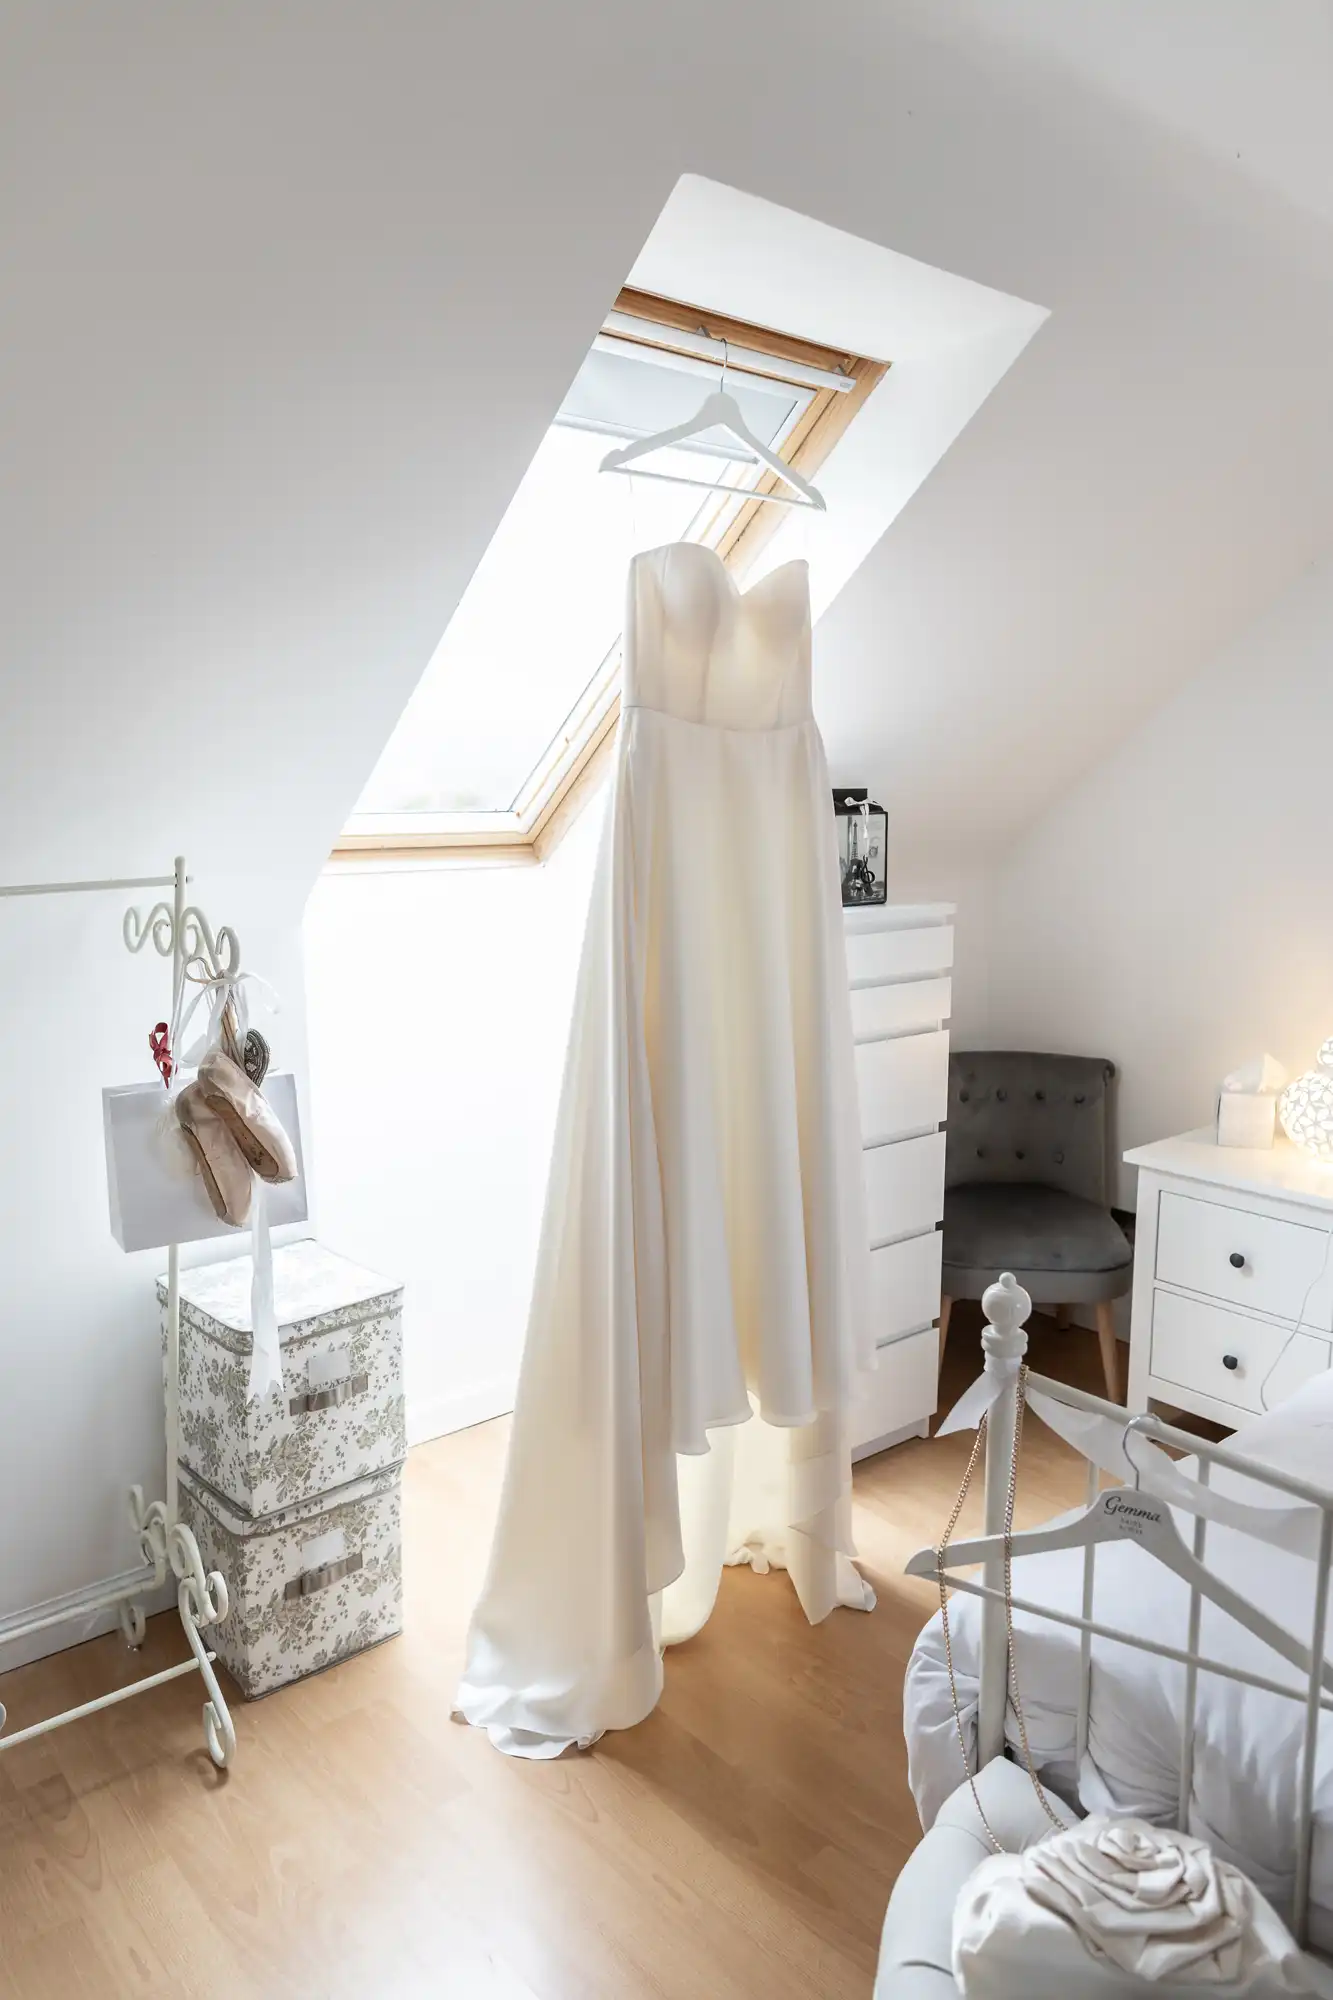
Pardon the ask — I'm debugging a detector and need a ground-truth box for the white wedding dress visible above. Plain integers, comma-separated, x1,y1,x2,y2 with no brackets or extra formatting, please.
456,542,877,1757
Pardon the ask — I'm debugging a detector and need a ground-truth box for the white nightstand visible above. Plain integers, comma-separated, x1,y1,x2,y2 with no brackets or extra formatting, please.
1126,1130,1333,1426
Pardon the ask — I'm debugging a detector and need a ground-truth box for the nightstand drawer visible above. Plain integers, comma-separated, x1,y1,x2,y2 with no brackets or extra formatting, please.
1150,1289,1330,1415
1155,1191,1333,1328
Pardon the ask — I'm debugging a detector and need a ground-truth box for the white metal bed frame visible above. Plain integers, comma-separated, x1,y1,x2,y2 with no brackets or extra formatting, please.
0,856,237,1769
916,1274,1333,1949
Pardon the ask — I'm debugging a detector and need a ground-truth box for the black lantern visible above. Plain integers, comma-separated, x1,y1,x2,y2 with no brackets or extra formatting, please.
832,788,887,907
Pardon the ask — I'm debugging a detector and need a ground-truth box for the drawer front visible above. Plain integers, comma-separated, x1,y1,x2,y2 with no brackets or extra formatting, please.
856,1029,949,1146
850,976,951,1043
1156,1191,1333,1328
870,1229,943,1344
851,1326,938,1454
863,1131,946,1246
846,924,954,987
1150,1289,1330,1415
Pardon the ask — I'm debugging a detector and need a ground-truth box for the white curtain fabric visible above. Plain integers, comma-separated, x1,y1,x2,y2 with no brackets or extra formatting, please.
456,543,878,1758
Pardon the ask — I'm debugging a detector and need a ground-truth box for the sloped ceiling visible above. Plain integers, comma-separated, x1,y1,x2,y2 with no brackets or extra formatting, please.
4,0,1333,897
928,0,1333,231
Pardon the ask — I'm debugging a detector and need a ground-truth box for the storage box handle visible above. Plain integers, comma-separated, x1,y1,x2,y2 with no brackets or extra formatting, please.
283,1551,363,1601
289,1371,369,1417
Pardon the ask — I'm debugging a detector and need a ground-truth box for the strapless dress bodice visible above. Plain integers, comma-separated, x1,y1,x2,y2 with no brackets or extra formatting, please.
623,542,812,730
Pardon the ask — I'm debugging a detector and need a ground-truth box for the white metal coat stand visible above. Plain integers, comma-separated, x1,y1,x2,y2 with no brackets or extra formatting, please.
0,855,237,1769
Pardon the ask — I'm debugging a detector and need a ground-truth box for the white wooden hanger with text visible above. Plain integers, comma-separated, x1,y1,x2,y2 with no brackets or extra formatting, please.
907,1447,1333,1691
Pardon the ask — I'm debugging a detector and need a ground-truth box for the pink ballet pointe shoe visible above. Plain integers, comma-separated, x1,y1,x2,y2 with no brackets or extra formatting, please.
198,1049,297,1185
177,1082,253,1226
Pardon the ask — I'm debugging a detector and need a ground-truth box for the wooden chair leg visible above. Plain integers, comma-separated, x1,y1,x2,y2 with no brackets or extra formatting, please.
1055,1304,1072,1331
1094,1301,1121,1404
937,1295,953,1390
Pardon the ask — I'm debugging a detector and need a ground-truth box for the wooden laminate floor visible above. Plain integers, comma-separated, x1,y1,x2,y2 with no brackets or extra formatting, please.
0,1311,1115,1999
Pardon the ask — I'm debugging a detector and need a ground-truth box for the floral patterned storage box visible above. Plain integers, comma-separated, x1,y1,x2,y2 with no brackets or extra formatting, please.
178,1460,403,1698
161,1240,405,1518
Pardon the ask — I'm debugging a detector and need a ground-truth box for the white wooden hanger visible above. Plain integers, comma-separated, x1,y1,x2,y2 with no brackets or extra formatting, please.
599,341,828,512
907,1439,1333,1691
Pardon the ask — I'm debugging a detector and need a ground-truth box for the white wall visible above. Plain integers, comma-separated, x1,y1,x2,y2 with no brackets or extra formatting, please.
986,556,1333,1209
6,5,1333,897
303,804,604,1444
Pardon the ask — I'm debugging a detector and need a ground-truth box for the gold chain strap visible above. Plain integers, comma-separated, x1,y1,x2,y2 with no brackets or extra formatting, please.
936,1362,1067,1852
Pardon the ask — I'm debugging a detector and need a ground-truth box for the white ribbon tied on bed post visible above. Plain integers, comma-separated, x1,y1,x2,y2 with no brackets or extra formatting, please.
938,1287,1325,1560
937,1276,1029,1438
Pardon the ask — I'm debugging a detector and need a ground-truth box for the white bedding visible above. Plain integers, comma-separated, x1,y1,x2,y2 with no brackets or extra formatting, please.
905,1369,1333,1952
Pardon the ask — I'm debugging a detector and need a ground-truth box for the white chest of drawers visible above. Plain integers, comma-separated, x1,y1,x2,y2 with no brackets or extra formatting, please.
1126,1130,1333,1426
845,904,955,1460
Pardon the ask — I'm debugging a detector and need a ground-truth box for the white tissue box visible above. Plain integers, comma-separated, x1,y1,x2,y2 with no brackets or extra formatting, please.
1216,1091,1277,1149
163,1240,405,1517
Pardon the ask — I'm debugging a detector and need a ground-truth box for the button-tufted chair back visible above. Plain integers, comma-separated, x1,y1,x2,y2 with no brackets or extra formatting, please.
945,1052,1116,1209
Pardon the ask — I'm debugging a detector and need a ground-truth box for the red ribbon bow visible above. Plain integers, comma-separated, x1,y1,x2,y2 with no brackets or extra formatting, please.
150,1021,174,1088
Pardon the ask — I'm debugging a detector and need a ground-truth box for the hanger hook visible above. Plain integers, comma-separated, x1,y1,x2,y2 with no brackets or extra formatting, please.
1121,1413,1155,1491
719,334,729,398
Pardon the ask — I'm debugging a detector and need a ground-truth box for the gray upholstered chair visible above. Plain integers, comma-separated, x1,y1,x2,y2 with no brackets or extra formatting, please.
941,1052,1131,1401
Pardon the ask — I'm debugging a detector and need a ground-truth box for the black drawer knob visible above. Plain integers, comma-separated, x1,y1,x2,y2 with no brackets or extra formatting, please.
1229,1252,1246,1269
1223,1353,1239,1371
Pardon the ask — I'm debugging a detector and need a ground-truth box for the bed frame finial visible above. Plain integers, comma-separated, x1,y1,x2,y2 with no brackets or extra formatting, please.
981,1271,1032,1358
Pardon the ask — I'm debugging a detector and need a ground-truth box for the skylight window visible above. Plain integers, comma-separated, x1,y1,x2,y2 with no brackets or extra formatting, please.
337,292,886,862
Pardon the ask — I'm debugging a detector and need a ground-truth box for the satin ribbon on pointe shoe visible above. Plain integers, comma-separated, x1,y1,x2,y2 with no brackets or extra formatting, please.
166,961,288,1405
150,1021,174,1088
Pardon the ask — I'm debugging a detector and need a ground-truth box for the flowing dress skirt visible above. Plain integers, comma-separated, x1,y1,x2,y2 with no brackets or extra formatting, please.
458,559,877,1757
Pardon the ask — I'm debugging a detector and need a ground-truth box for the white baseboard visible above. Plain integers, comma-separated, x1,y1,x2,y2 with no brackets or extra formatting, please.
3,1378,520,1679
0,1566,174,1676
3,1371,519,1682
408,1374,517,1447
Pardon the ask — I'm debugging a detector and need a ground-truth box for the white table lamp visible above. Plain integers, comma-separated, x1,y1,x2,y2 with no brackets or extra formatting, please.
1279,1036,1333,1163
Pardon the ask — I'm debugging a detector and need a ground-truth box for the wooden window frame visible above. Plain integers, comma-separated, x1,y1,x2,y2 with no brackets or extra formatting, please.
332,290,888,867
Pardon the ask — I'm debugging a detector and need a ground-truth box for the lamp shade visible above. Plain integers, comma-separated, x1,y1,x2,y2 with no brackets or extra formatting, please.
1278,1037,1333,1163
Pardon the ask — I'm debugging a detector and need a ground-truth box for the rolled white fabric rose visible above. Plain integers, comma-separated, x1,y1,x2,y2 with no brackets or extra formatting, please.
954,1816,1318,1996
